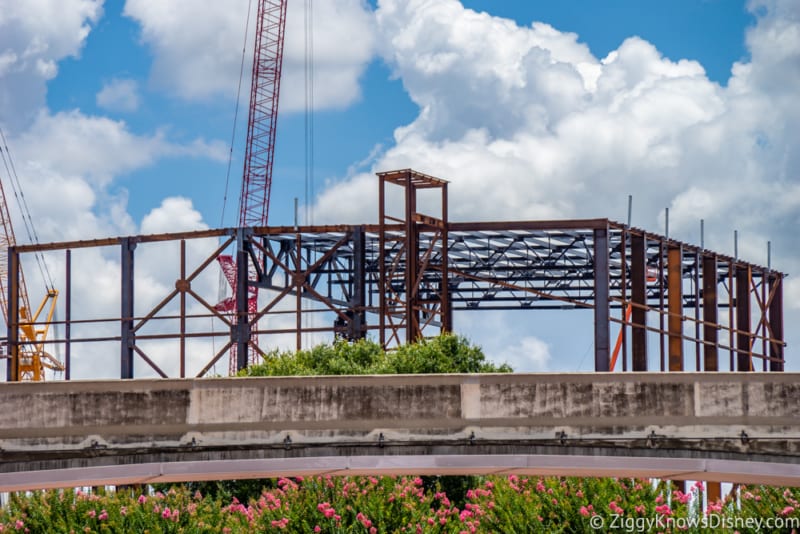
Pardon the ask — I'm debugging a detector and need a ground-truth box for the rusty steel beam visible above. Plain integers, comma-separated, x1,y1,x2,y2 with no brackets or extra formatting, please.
593,227,610,372
630,233,647,371
769,274,784,372
702,254,719,371
668,246,683,372
736,266,752,372
120,237,135,379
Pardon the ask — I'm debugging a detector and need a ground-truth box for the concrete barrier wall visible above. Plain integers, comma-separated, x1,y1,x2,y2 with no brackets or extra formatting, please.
0,373,799,489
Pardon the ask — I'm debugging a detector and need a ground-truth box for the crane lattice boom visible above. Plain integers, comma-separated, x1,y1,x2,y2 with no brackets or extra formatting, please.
239,0,288,227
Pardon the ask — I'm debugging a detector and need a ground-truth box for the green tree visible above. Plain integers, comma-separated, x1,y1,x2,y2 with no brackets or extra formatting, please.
241,333,511,377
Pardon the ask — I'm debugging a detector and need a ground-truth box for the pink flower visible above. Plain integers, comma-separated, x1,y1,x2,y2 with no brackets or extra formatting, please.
635,505,645,514
162,507,172,519
655,495,664,504
120,507,127,516
781,506,795,516
706,502,723,514
138,495,147,505
370,528,377,534
580,506,590,517
324,508,336,519
576,490,584,498
14,520,24,530
314,527,321,533
87,510,96,519
98,510,108,521
536,481,546,492
655,504,672,516
694,481,705,491
552,498,558,506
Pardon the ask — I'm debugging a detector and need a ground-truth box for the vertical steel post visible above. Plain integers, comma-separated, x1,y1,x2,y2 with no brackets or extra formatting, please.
295,233,302,351
620,229,628,371
405,173,418,343
120,237,136,379
179,240,186,378
736,266,752,371
65,249,71,380
658,242,665,371
350,226,366,340
630,233,647,371
6,246,19,381
378,177,386,347
235,229,250,372
441,182,451,333
769,273,784,371
702,254,718,371
667,246,683,371
593,227,610,372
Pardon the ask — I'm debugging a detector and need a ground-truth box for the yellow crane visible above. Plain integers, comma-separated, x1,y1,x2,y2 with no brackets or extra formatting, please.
0,128,62,381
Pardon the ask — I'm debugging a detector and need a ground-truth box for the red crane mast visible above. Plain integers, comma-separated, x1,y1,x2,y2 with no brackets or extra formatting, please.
240,0,287,227
217,0,287,374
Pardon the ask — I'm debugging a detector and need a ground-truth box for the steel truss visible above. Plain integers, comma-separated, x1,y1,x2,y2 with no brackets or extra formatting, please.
4,170,785,379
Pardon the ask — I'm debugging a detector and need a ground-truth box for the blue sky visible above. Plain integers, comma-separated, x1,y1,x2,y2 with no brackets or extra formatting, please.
1,0,798,375
43,0,754,226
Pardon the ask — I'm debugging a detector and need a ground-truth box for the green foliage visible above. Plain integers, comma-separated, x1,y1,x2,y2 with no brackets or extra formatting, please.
240,333,511,377
3,478,800,533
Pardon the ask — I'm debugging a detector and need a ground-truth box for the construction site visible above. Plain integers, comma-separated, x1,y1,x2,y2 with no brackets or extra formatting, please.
0,0,788,383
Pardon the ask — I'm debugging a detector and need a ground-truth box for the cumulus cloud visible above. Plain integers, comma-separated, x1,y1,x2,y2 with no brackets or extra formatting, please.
310,0,800,364
96,78,141,112
0,0,103,131
123,0,375,111
502,336,552,372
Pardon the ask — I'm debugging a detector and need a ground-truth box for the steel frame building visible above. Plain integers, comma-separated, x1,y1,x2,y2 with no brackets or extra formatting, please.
4,170,785,380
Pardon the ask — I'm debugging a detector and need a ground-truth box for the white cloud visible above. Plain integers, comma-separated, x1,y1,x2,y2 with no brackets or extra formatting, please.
96,78,141,112
122,0,375,111
0,0,103,130
502,336,552,372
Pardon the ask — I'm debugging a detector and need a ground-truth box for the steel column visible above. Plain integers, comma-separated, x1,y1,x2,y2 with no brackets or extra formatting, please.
235,229,251,371
120,237,136,379
405,173,419,343
667,246,683,371
441,182,451,333
6,246,19,381
736,266,752,371
350,226,366,340
593,228,610,371
702,254,718,371
630,233,647,371
378,178,386,347
65,249,71,380
179,240,186,378
769,274,784,371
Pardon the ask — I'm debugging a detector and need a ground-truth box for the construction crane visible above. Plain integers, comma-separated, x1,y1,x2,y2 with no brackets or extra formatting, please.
216,0,288,374
0,129,62,381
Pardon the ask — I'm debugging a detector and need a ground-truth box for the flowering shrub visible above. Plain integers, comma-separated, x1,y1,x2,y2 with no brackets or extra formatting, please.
2,477,799,533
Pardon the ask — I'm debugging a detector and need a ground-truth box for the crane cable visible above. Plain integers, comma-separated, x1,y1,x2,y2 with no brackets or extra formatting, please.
304,0,315,226
213,0,256,371
0,127,55,291
220,0,256,229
